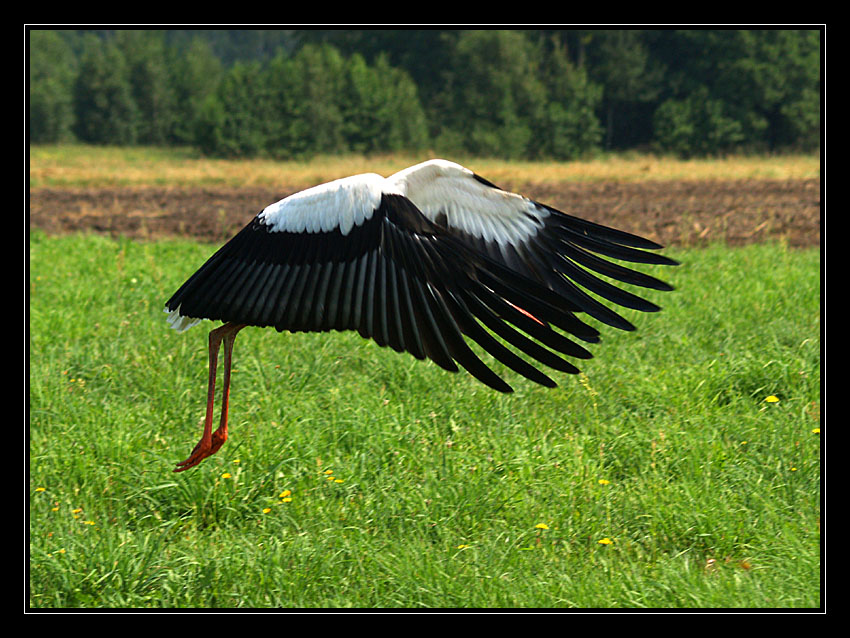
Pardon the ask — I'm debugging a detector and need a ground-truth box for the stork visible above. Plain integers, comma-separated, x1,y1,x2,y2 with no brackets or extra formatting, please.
164,159,677,472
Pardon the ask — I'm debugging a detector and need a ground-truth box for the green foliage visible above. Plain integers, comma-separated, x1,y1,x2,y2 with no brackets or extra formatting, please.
586,29,664,150
194,45,429,159
167,38,224,146
29,31,76,143
649,30,821,155
197,60,270,158
344,54,429,154
29,232,821,608
115,31,176,145
287,44,348,156
653,87,747,158
72,34,139,144
539,39,604,159
441,30,545,159
28,29,822,159
725,30,821,151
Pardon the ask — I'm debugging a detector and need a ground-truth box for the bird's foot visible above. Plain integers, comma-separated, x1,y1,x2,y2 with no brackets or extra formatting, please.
174,428,228,472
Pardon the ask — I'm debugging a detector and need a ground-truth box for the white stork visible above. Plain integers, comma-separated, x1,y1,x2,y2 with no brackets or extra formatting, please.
164,159,677,472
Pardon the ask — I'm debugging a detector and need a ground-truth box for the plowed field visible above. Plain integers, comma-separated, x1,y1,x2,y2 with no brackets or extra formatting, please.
29,178,821,248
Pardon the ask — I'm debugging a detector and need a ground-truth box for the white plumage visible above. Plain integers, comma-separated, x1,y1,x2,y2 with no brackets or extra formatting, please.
259,172,388,236
389,159,547,247
164,159,677,472
255,160,546,246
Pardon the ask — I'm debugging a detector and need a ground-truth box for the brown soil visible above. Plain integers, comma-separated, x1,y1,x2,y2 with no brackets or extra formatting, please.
28,178,821,248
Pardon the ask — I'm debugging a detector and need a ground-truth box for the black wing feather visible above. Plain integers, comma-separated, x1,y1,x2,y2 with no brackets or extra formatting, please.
165,187,675,391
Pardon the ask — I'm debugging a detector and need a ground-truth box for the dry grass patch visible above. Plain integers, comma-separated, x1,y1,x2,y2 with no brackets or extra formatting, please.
29,145,820,190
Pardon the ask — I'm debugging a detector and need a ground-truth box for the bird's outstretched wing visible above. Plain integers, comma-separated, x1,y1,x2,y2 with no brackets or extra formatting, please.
164,173,628,391
389,160,678,332
165,162,677,391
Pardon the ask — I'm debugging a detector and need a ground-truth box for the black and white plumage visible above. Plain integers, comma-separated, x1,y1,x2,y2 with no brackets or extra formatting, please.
165,159,677,471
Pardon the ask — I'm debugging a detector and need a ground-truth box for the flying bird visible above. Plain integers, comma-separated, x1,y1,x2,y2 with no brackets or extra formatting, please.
164,159,677,472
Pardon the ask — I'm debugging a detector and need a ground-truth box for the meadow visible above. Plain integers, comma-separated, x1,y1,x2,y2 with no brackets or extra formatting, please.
28,150,821,609
28,144,820,189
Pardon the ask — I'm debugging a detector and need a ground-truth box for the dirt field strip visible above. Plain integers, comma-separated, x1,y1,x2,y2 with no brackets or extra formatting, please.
29,178,821,248
28,147,821,248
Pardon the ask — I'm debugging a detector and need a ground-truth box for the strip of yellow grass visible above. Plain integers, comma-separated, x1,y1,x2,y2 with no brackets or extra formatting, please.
29,145,820,190
468,154,821,184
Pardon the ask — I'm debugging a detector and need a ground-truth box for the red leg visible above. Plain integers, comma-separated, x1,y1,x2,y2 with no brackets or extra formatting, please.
174,322,245,472
209,323,242,454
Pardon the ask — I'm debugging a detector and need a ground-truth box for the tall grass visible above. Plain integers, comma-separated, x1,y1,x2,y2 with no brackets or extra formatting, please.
28,231,820,608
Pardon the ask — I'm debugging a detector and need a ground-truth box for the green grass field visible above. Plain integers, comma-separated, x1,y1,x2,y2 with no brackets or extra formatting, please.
28,227,820,608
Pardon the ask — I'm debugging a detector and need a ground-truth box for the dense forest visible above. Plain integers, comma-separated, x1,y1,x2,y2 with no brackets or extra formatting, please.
28,28,822,159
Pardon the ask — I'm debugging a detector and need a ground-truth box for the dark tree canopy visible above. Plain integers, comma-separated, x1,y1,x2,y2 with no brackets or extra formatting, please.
29,28,822,158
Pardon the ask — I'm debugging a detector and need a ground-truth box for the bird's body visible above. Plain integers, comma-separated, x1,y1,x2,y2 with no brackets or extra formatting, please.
165,159,677,471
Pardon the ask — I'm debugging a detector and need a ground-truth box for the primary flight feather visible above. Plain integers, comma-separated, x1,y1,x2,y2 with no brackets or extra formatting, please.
164,159,677,471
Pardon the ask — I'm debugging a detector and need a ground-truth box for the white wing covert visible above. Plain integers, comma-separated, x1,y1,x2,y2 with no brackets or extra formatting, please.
258,172,390,236
389,159,546,248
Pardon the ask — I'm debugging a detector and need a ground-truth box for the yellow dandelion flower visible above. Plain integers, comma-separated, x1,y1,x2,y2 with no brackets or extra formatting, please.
35,487,46,492
765,395,780,403
791,467,798,472
334,479,344,483
221,472,232,479
598,537,613,545
280,490,291,498
598,479,610,485
233,459,241,464
812,428,821,434
72,508,82,514
51,507,59,512
281,497,292,503
457,544,470,550
57,548,66,554
324,469,334,475
535,523,549,530
83,520,95,525
262,507,271,514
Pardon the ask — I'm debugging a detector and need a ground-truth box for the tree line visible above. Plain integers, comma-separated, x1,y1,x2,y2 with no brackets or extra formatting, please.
28,29,821,159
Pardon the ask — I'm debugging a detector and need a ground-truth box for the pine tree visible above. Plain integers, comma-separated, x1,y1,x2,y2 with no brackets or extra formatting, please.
445,30,547,158
539,38,603,159
29,30,76,143
115,30,176,145
72,34,138,144
168,37,224,145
